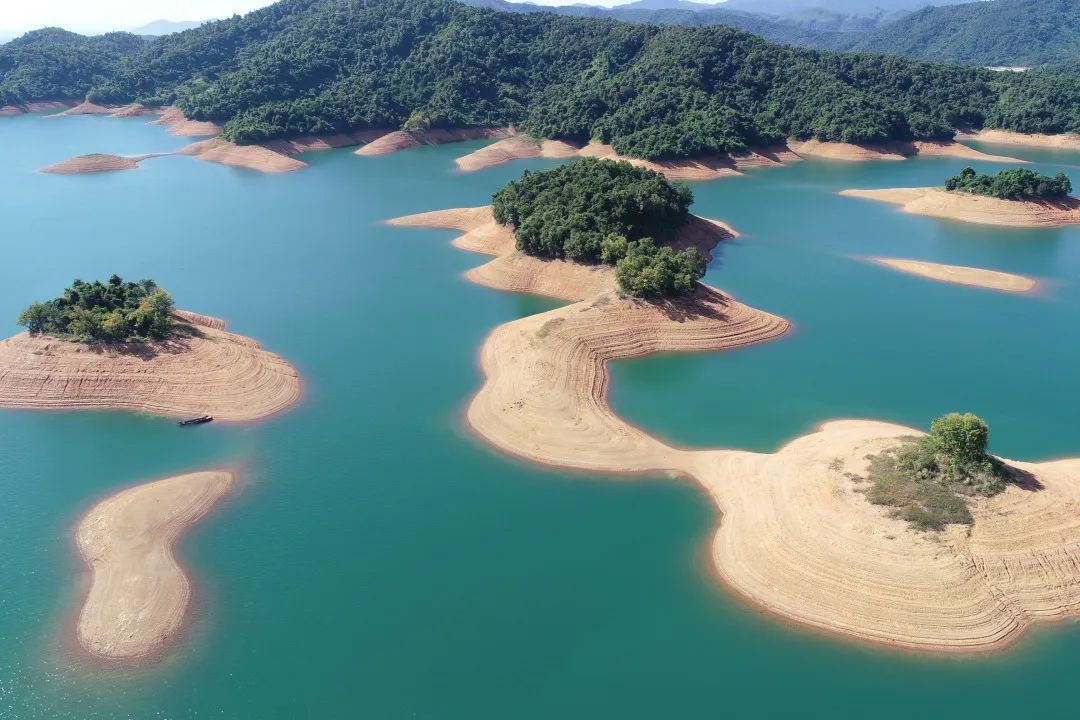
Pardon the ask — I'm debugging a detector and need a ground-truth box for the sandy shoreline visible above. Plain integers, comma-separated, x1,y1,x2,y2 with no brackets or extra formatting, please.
454,136,1022,176
867,257,1038,293
840,187,1080,227
76,470,233,659
0,311,301,421
390,205,1080,653
958,129,1080,152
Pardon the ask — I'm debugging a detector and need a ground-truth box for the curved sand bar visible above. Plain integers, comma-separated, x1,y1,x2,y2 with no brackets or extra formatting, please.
841,187,1080,227
0,312,300,421
77,470,233,659
868,257,1037,293
391,206,1080,652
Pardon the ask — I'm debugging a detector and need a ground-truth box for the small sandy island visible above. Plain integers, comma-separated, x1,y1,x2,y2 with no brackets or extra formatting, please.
42,153,154,174
390,205,1080,652
0,311,300,421
76,470,233,660
840,187,1080,227
455,136,1021,176
867,257,1037,293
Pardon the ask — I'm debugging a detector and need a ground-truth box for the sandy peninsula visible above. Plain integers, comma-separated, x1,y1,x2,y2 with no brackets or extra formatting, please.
390,205,1080,653
868,257,1037,293
42,153,150,174
0,311,300,421
149,106,224,137
840,187,1080,227
958,129,1080,152
76,470,233,659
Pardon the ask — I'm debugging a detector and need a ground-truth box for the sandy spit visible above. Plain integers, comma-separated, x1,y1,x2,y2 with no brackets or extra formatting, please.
175,138,307,173
76,470,233,660
868,257,1037,293
390,205,1080,653
840,187,1080,227
355,128,511,157
0,313,301,421
958,129,1080,151
42,154,149,174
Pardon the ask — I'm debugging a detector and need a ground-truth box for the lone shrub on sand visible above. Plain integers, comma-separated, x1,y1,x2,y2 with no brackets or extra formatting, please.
865,412,1007,531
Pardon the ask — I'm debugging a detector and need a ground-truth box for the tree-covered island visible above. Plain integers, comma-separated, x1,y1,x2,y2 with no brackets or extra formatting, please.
492,158,706,297
17,276,175,342
945,167,1073,200
864,413,1009,531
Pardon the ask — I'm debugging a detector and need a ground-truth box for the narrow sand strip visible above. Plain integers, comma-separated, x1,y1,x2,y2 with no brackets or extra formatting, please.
76,470,233,659
389,206,1080,653
0,312,300,421
789,139,1022,163
868,257,1037,293
958,130,1080,152
840,187,1080,227
42,154,149,174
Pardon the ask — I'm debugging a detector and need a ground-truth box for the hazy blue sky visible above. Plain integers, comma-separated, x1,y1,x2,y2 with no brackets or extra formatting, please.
6,0,729,36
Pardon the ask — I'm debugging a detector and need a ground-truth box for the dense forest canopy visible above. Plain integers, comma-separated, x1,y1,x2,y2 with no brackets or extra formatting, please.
17,275,175,342
851,0,1080,67
3,0,1080,160
492,158,704,297
945,167,1073,200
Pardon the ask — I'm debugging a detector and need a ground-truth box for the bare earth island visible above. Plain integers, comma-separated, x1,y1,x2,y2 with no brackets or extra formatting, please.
390,171,1080,651
76,470,234,659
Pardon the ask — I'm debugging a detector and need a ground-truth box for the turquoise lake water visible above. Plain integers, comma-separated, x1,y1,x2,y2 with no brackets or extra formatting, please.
3,114,1080,718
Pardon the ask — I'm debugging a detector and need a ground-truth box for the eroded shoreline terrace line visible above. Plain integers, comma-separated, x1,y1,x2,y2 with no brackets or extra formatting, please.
390,205,1080,653
76,470,233,659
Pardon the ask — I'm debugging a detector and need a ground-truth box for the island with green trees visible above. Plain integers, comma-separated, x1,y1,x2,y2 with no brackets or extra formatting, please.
17,275,174,342
492,158,706,297
865,413,1008,530
945,167,1073,200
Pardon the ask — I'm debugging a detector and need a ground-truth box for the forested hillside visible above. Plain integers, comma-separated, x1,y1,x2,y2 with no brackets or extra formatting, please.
852,0,1080,66
2,0,1079,161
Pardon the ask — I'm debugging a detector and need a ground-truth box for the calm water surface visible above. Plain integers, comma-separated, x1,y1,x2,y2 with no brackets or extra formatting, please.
2,114,1080,718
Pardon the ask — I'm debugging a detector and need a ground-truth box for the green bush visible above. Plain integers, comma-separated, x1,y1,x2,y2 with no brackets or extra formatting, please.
864,413,1006,531
945,167,1072,200
614,239,705,298
17,275,174,343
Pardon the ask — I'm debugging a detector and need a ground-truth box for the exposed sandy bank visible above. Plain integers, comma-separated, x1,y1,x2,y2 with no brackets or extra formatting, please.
455,135,800,179
42,153,148,174
958,129,1080,151
840,187,1080,227
176,138,306,173
76,470,233,659
355,128,510,156
0,100,72,116
868,257,1037,293
149,106,224,137
0,313,300,421
390,205,1080,652
43,101,115,118
789,139,1022,163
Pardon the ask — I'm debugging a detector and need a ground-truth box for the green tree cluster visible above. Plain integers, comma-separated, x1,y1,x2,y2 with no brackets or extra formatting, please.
492,158,704,297
4,0,1080,158
865,413,1007,531
17,276,175,343
945,167,1072,200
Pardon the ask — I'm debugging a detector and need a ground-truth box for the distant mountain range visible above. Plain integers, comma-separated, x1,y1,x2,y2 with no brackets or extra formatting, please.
469,0,1080,67
129,20,208,36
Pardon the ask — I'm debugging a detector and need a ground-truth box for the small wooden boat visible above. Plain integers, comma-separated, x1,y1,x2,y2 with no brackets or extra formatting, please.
178,415,213,427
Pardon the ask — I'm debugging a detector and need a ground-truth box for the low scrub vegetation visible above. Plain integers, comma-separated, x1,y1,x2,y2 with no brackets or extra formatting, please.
865,413,1008,531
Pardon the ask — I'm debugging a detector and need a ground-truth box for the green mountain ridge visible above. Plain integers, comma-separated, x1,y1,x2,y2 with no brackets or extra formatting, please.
1,0,1078,161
